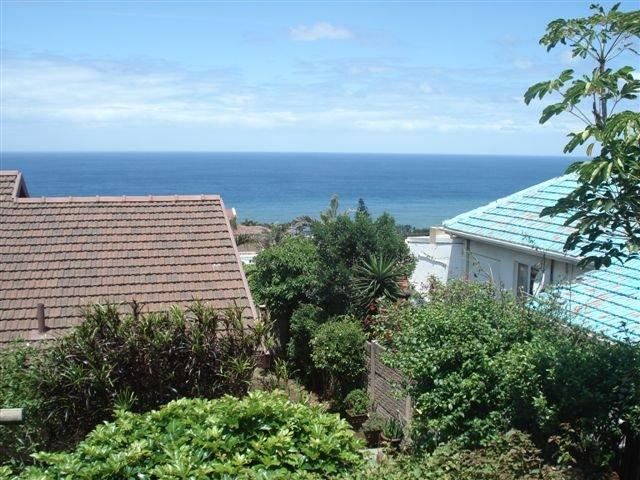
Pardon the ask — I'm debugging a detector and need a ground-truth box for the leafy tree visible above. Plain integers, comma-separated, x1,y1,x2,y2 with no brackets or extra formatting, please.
248,236,320,345
312,198,414,315
352,254,403,312
524,3,640,268
356,198,369,217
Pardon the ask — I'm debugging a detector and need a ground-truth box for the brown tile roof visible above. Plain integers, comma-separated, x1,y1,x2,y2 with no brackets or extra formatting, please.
0,171,256,344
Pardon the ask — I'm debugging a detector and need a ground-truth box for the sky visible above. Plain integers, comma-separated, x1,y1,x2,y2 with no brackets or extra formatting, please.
0,1,635,154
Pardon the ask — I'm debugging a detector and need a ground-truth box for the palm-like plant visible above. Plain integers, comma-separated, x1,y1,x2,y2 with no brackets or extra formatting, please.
352,254,403,311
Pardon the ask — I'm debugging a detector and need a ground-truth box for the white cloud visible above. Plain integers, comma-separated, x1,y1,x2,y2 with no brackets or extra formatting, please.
513,57,533,70
1,52,576,139
289,22,353,42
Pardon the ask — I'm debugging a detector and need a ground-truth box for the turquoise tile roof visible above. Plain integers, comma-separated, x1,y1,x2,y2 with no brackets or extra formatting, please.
442,175,580,258
559,258,640,342
442,174,639,343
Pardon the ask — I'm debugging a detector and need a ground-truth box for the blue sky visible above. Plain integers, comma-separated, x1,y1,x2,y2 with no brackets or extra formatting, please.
0,1,633,154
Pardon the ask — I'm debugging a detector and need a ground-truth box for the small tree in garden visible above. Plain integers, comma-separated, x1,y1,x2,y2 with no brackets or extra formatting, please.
248,236,320,346
312,198,414,315
311,317,367,404
525,3,640,268
287,303,327,386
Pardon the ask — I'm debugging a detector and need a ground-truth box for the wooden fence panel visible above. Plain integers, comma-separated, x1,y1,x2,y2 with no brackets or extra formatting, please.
365,341,412,424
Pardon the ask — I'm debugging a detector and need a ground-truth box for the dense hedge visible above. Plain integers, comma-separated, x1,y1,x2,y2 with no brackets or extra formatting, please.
0,302,270,463
382,281,640,474
2,392,364,479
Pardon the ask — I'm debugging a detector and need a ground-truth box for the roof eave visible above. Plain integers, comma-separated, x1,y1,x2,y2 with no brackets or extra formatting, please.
220,199,259,322
442,226,580,264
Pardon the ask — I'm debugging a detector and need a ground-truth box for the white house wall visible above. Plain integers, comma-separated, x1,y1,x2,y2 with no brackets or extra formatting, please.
408,232,580,297
464,239,578,294
407,234,464,292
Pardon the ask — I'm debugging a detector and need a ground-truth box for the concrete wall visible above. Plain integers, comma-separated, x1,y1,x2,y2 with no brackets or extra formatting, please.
365,341,412,424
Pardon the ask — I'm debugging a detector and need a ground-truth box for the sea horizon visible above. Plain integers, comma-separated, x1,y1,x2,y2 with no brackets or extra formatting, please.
0,151,576,228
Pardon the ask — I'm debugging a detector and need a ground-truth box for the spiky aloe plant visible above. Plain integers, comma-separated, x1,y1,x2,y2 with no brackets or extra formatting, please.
352,254,402,311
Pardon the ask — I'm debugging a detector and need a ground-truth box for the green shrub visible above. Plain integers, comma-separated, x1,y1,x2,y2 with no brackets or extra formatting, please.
0,302,271,463
311,317,366,403
6,391,365,479
344,389,370,415
362,413,385,433
350,430,577,480
384,280,640,473
287,304,327,384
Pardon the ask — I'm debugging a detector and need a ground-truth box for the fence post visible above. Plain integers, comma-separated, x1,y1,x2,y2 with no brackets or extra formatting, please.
0,408,24,424
366,342,376,404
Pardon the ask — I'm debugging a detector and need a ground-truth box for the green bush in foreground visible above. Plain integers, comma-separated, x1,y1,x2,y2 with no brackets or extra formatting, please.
5,391,364,480
0,342,44,463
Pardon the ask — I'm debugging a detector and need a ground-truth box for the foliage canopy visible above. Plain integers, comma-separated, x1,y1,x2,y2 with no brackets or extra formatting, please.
311,199,413,315
525,3,640,268
248,236,320,322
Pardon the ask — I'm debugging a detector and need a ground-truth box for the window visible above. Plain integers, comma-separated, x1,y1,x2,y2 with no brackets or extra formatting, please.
516,262,543,296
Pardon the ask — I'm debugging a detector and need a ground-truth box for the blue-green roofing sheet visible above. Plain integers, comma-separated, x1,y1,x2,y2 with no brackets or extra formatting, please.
442,175,639,343
443,175,581,257
558,257,640,343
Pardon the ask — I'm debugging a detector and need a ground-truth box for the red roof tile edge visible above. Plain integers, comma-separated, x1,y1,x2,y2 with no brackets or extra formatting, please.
221,199,258,322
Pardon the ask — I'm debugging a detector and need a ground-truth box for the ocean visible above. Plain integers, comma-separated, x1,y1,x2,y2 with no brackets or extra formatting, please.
0,152,575,228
